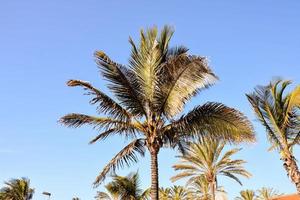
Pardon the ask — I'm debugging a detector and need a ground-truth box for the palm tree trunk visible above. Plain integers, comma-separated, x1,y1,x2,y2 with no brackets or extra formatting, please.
150,150,159,200
282,154,300,194
210,182,216,200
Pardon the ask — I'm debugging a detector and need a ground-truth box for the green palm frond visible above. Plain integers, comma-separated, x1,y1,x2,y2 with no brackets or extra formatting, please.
94,139,146,185
96,172,148,200
60,113,142,131
94,51,146,117
172,137,251,191
157,55,217,118
235,190,256,200
159,187,171,200
0,178,34,200
247,79,300,152
256,187,282,200
166,102,255,143
95,191,113,200
128,26,166,111
169,185,188,200
67,79,131,120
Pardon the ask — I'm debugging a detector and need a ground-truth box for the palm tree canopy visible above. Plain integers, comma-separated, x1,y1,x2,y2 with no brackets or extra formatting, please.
187,175,212,200
247,79,300,154
169,186,188,200
0,178,34,200
95,172,149,200
235,190,256,200
256,187,282,200
171,137,251,186
60,25,255,186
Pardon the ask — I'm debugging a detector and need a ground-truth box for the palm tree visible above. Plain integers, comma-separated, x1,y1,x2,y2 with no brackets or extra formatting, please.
95,172,149,200
159,188,171,200
169,186,188,200
187,176,212,200
72,198,80,200
256,187,282,200
0,178,34,200
247,80,300,193
60,25,255,200
171,137,251,200
235,190,256,200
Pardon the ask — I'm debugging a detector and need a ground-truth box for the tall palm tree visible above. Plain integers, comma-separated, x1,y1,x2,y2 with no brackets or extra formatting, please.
171,137,251,200
60,25,255,200
169,186,188,200
247,80,300,193
235,190,256,200
256,187,282,200
0,178,34,200
95,172,149,200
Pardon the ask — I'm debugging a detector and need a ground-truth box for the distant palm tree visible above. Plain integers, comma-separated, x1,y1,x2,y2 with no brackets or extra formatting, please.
60,25,255,200
235,190,256,200
169,186,188,200
159,188,171,200
187,176,212,200
0,178,34,200
172,137,251,200
247,80,300,193
72,198,80,200
95,172,149,200
256,187,282,200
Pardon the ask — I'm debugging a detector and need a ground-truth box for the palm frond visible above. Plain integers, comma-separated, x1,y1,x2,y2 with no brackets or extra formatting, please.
67,79,131,120
167,102,255,143
94,51,146,116
94,139,146,186
157,55,218,118
60,113,141,131
95,191,112,200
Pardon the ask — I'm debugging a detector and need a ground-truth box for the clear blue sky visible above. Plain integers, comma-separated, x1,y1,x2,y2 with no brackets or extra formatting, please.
1,0,300,199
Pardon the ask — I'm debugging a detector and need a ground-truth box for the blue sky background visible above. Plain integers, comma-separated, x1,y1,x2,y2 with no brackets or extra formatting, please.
1,0,300,199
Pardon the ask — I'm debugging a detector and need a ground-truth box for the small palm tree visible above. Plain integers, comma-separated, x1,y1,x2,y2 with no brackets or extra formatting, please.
187,176,212,200
256,187,282,200
235,190,256,200
159,188,171,200
60,25,255,200
169,186,188,200
95,172,149,200
247,80,300,193
0,178,34,200
171,137,251,200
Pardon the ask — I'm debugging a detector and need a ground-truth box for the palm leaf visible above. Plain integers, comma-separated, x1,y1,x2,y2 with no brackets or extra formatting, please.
94,139,146,185
67,79,131,120
95,51,146,116
166,102,255,142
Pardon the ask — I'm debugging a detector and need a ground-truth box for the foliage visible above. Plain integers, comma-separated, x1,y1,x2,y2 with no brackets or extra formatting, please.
247,79,300,154
60,25,255,199
172,137,251,199
235,190,256,200
0,178,34,200
95,172,149,200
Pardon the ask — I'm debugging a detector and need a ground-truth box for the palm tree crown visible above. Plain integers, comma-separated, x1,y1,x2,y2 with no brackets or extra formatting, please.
171,137,251,200
95,172,149,200
247,79,300,192
0,178,34,200
60,25,255,200
256,187,282,200
235,190,256,200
